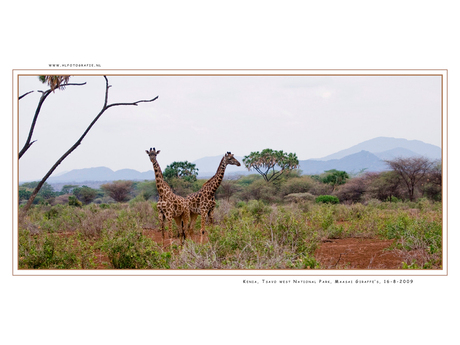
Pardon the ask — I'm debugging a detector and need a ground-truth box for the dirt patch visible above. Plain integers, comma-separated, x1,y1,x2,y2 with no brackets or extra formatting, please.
53,230,407,270
315,238,405,269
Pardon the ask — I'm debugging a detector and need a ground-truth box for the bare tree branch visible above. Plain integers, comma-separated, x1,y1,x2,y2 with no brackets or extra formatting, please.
19,91,34,100
106,97,160,109
19,82,87,159
21,76,158,213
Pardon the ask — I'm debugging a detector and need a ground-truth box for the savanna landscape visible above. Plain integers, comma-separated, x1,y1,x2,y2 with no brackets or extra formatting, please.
17,75,443,271
18,153,442,270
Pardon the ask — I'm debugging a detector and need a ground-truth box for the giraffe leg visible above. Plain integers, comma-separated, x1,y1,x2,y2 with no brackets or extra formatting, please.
167,218,173,245
189,212,198,237
200,210,208,244
182,210,189,243
208,208,214,226
174,217,184,244
208,201,216,225
158,212,165,246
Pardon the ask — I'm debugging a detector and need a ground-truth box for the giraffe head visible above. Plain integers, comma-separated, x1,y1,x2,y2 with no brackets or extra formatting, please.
224,152,241,167
146,147,161,163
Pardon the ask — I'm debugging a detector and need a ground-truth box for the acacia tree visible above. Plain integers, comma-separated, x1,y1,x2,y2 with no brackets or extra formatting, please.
163,161,199,183
243,149,299,182
60,184,79,194
21,76,159,213
385,157,434,201
19,76,87,158
101,181,133,202
320,169,349,192
73,186,98,205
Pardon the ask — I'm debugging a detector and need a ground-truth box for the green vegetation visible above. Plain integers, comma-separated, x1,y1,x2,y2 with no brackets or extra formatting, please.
315,169,349,192
243,149,299,182
164,161,199,183
315,195,340,204
18,197,442,270
18,156,443,270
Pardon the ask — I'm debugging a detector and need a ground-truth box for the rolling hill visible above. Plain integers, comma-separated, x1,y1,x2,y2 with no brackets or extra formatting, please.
316,136,441,161
29,137,440,186
46,167,154,183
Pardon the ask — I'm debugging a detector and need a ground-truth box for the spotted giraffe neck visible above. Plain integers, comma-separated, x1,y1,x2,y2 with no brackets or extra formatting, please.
205,156,227,194
151,159,172,196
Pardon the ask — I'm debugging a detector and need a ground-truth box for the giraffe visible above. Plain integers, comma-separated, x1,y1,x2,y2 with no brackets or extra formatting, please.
145,147,189,245
186,152,241,243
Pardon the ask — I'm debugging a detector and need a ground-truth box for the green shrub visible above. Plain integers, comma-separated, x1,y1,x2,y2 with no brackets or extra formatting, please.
279,176,314,196
298,254,320,269
387,196,401,203
18,230,96,269
238,179,280,203
68,195,83,207
315,195,340,204
44,206,60,220
101,230,170,269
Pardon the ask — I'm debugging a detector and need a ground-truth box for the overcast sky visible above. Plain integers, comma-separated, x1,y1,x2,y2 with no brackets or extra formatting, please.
17,74,442,181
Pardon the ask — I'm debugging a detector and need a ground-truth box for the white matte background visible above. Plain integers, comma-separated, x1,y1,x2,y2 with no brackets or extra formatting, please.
2,1,458,344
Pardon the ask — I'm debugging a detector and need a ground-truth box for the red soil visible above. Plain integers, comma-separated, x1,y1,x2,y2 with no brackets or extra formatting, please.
315,238,404,269
55,229,413,269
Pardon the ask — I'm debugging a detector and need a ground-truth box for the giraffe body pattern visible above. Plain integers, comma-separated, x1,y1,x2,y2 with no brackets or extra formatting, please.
186,152,241,242
146,148,189,244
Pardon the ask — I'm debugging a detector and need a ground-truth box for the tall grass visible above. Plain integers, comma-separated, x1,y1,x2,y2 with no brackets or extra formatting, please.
18,199,442,269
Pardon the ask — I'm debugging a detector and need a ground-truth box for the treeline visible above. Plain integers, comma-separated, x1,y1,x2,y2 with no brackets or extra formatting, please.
19,157,441,207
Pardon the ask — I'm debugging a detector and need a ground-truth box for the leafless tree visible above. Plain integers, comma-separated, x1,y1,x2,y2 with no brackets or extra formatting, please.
384,157,434,201
19,79,87,159
21,76,158,213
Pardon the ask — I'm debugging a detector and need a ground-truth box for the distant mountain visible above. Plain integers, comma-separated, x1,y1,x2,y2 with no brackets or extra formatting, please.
33,137,440,184
299,150,389,175
46,167,154,183
317,137,441,161
192,155,248,178
373,147,421,161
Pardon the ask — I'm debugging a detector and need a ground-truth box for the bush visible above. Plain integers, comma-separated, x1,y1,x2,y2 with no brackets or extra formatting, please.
284,192,315,203
18,230,96,269
334,175,368,203
315,195,340,204
101,230,170,269
238,179,280,203
52,194,71,206
279,176,315,196
68,195,83,207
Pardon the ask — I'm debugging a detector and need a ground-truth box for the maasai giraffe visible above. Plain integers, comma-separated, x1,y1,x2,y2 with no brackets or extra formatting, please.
186,152,241,243
145,147,189,245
